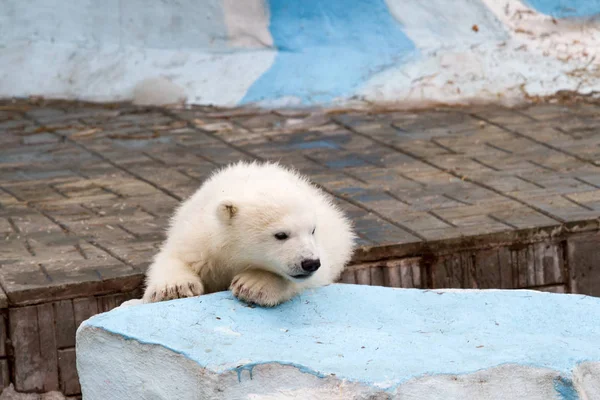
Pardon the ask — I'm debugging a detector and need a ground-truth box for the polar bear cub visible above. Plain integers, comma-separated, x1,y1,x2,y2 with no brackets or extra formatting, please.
143,161,356,307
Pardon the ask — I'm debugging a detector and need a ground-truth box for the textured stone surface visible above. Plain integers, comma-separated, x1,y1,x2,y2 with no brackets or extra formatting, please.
1,100,600,306
77,285,600,400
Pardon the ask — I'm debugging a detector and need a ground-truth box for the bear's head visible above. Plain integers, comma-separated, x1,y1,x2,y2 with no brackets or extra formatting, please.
217,195,321,281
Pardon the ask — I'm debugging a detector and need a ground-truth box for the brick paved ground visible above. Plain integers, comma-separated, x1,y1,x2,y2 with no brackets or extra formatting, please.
3,99,600,395
1,99,600,307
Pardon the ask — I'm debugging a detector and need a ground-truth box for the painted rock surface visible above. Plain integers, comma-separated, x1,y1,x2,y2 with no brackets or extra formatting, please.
77,285,600,399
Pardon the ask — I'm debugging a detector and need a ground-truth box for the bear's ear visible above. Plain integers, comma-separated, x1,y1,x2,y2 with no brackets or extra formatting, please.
217,200,238,222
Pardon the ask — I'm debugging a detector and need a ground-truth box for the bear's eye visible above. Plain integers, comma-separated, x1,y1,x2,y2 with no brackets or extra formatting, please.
312,227,316,235
274,232,289,241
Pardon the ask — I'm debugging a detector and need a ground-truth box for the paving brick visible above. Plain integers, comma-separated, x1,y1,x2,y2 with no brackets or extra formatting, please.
456,223,513,238
565,190,600,210
0,262,55,305
7,213,64,235
392,211,454,234
512,194,597,222
352,214,421,246
488,206,557,230
0,257,141,306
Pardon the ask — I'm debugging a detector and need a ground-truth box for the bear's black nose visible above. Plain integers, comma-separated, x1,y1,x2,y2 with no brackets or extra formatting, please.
301,259,321,273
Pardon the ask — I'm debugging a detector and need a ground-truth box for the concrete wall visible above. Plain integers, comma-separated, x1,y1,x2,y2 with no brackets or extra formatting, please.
76,285,600,399
1,1,600,107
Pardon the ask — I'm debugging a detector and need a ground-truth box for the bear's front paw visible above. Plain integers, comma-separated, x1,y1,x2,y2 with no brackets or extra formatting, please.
230,270,293,307
143,278,204,303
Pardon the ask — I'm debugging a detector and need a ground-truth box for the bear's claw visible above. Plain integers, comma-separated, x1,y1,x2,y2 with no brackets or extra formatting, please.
144,280,204,303
230,270,292,307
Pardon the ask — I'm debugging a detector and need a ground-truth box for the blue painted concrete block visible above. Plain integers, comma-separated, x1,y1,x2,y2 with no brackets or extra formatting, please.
77,285,600,399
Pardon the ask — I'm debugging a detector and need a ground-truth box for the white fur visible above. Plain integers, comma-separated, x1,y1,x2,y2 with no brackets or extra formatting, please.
143,161,356,307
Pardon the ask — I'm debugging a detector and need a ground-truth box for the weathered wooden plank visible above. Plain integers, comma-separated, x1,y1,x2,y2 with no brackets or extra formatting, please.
54,300,76,349
10,306,43,391
58,348,80,395
370,266,385,287
37,302,59,391
355,268,371,285
339,269,356,284
73,297,99,329
568,233,600,296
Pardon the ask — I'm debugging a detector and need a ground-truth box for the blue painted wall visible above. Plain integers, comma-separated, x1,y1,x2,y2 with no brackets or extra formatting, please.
3,0,599,106
242,0,416,105
524,0,600,18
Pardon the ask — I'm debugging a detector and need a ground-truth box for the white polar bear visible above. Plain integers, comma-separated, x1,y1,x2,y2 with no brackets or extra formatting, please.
143,161,356,307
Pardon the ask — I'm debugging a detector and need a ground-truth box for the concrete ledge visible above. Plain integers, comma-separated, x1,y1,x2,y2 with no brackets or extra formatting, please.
77,285,600,399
